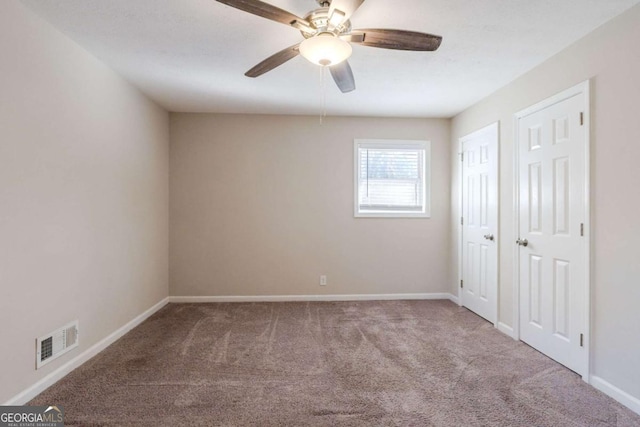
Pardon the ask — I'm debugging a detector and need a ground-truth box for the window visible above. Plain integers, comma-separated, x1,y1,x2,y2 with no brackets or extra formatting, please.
354,139,430,218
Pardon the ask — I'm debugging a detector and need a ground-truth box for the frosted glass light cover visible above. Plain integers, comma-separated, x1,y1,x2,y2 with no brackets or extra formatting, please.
299,33,352,66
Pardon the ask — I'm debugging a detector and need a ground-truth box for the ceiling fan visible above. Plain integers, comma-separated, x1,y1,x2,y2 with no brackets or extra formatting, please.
215,0,443,93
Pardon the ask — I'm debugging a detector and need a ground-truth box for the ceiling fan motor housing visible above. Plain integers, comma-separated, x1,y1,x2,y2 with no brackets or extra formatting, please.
301,7,352,38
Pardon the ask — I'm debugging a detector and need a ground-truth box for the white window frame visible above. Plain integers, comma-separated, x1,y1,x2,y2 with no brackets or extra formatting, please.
354,139,431,218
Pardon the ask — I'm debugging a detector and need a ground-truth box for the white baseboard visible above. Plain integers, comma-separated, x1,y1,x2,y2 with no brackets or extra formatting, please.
170,293,458,303
497,321,515,339
590,375,640,416
3,297,169,406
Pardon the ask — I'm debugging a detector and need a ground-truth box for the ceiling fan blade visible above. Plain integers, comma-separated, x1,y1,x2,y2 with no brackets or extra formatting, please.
350,29,442,51
215,0,310,30
328,0,365,28
245,43,300,78
329,61,356,93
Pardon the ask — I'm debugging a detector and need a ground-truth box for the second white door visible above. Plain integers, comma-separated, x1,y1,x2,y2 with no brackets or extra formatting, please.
461,123,498,324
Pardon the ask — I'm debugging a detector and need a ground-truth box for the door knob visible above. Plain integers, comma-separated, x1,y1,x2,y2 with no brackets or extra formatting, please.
516,238,528,247
483,234,495,241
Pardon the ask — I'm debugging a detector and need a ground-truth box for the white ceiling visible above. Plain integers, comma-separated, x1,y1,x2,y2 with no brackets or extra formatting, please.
21,0,640,117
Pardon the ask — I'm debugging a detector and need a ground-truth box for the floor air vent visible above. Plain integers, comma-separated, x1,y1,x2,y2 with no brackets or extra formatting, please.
36,320,79,369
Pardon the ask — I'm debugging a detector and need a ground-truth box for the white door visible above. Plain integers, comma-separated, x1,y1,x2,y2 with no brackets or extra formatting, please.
461,123,498,324
517,86,588,377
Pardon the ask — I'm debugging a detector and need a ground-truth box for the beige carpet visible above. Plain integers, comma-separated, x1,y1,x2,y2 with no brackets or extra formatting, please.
30,300,640,426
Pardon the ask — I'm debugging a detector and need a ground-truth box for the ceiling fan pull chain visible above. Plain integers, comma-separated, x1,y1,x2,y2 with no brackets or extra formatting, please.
320,66,328,124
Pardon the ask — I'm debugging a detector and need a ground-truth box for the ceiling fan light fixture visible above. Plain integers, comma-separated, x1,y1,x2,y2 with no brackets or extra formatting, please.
299,32,352,66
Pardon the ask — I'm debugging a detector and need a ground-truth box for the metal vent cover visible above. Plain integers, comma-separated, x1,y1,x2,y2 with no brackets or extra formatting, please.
36,320,79,369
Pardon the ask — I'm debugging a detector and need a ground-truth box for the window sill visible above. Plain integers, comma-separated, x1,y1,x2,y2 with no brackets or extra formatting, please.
354,212,431,219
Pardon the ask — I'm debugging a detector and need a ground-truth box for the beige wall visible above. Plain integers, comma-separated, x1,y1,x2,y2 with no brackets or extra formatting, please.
0,2,169,403
170,114,451,297
451,5,640,400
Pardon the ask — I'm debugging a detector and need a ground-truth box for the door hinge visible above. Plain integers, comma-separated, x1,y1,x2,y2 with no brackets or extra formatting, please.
580,223,584,237
460,280,464,289
580,112,584,126
461,152,464,162
461,217,464,226
580,333,584,347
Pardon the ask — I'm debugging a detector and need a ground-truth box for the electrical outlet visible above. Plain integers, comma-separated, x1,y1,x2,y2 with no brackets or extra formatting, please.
320,275,327,286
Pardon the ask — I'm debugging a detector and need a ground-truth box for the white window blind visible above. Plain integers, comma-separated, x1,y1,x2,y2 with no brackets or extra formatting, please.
354,140,430,218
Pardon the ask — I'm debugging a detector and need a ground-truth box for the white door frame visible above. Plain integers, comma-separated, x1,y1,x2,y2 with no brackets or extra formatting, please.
512,80,591,381
457,122,500,327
